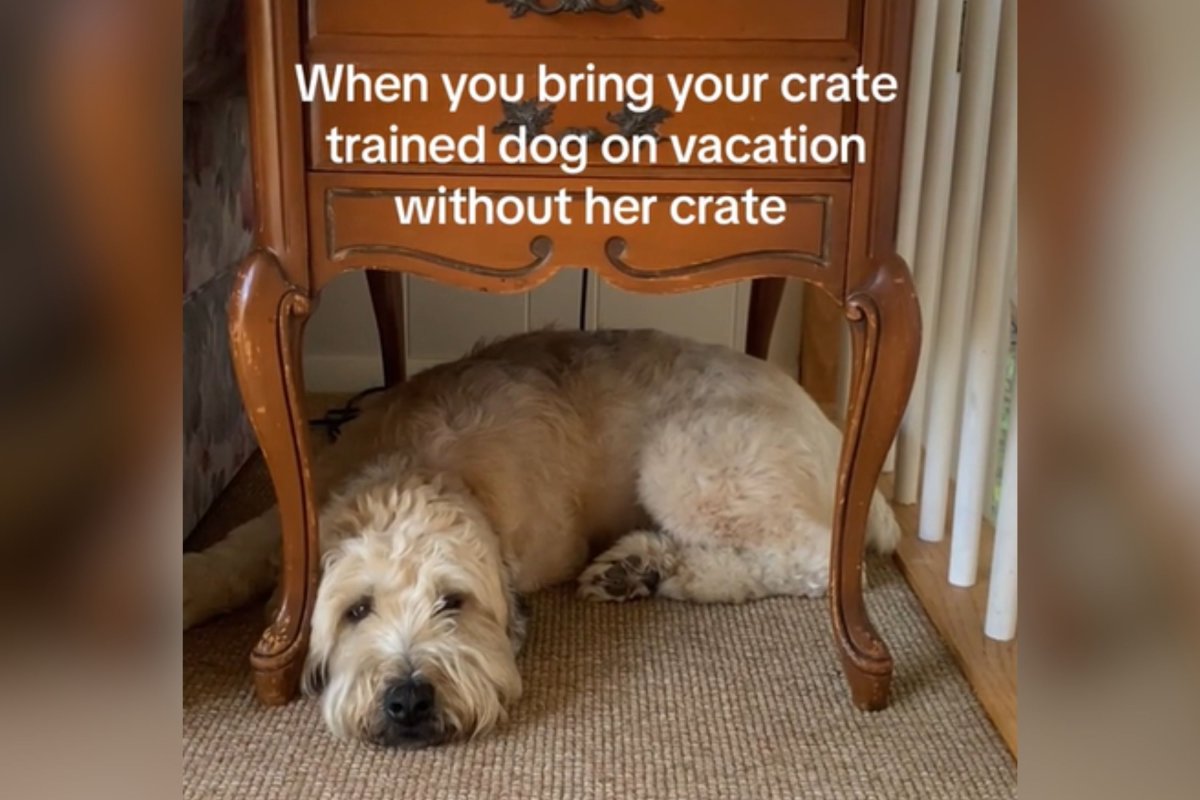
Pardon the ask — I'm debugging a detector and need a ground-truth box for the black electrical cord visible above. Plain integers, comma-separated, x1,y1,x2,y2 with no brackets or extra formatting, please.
308,385,388,442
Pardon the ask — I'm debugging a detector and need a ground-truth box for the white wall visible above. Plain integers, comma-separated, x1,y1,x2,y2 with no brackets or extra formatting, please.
303,272,385,391
302,272,804,391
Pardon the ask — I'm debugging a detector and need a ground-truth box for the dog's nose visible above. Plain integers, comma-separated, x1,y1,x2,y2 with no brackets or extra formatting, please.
384,678,436,726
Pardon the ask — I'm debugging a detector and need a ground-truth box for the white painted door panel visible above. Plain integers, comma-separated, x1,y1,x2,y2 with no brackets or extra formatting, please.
586,273,751,351
305,271,755,391
404,270,583,374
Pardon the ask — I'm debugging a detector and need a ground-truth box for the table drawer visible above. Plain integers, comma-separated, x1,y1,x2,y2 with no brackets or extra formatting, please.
306,52,858,179
308,174,849,296
310,0,858,44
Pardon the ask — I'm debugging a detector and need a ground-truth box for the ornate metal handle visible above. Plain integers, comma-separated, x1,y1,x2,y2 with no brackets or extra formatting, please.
488,0,664,19
493,100,672,143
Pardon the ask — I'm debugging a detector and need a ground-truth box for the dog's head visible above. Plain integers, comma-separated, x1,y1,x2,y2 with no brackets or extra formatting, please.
303,469,525,748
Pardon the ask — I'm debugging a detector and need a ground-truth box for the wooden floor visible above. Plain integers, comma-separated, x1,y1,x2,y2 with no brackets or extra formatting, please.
890,497,1018,757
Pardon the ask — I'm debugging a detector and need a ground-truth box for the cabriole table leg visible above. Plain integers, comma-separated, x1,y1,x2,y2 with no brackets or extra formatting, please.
228,249,318,705
830,255,921,710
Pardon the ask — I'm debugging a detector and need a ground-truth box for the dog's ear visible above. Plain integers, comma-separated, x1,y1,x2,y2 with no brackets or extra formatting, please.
302,596,333,697
300,534,352,698
302,648,329,696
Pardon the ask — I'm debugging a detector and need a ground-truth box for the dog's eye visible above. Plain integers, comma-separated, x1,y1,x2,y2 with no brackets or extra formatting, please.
345,597,373,623
437,593,465,614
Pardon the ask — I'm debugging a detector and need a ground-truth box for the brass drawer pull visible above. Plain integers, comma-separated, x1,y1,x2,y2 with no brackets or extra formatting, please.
493,100,672,142
489,0,664,19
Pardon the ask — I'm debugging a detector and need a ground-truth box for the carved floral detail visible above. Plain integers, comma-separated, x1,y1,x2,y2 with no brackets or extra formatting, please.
494,101,672,144
492,99,556,137
606,104,673,140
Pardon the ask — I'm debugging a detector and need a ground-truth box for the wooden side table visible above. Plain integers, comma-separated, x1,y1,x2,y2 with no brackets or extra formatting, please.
231,0,919,711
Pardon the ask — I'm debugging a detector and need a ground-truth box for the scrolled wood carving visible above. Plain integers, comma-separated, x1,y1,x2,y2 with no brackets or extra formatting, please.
604,194,833,279
604,238,829,281
326,188,556,278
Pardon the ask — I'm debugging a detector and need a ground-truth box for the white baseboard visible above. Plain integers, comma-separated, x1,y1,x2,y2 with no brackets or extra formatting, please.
302,353,385,393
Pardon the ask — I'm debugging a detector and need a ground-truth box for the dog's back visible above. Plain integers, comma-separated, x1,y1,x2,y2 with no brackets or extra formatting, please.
185,328,900,632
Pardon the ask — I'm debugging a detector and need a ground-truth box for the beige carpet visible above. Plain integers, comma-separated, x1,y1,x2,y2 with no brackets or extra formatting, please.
185,454,1015,800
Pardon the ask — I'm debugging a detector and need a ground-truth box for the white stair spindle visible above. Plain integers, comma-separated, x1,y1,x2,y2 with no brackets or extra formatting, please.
919,0,1004,541
948,0,1017,585
985,396,1018,641
895,0,968,505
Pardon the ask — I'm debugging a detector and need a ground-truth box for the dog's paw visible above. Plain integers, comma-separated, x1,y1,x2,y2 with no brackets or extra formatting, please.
578,554,660,602
578,531,673,602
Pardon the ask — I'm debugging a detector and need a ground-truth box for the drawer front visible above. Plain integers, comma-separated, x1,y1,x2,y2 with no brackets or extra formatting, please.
311,0,857,44
306,52,858,179
308,174,849,296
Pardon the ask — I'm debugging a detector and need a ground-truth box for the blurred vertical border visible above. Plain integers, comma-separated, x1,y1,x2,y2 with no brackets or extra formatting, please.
0,0,181,797
1021,0,1200,797
0,0,1195,796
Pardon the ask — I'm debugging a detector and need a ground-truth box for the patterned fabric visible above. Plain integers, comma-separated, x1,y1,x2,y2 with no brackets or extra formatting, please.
182,0,256,536
184,95,254,297
184,0,245,100
183,272,255,536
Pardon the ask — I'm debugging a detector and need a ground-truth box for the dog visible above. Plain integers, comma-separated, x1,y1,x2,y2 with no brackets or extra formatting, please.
183,329,899,748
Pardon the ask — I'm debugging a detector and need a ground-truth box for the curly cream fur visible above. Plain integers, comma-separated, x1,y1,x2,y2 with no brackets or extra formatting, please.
307,465,520,744
184,329,900,746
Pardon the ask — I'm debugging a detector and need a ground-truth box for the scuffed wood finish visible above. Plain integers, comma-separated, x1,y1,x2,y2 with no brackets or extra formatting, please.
234,0,919,709
846,0,915,290
241,0,316,702
228,250,317,704
831,254,920,709
245,0,309,284
825,0,919,709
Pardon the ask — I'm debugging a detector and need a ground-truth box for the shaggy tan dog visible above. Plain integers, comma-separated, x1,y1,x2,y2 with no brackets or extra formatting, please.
184,329,898,747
